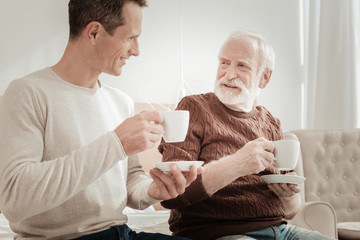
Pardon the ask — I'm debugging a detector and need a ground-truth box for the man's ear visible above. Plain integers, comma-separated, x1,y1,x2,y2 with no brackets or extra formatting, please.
85,21,102,44
259,69,272,89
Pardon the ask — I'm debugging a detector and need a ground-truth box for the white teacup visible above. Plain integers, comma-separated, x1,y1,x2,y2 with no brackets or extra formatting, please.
161,110,189,143
273,139,300,170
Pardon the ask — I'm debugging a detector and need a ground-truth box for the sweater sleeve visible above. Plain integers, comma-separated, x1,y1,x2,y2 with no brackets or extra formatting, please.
126,154,158,209
159,96,211,209
0,81,127,223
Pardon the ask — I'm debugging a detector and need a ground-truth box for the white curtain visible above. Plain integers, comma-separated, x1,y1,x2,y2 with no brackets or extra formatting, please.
304,0,360,129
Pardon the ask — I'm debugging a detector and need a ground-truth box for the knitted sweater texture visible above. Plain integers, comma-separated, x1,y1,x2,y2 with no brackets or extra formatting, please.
159,93,285,240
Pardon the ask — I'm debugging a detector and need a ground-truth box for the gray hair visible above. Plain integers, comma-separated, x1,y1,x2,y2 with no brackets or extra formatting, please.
219,30,275,73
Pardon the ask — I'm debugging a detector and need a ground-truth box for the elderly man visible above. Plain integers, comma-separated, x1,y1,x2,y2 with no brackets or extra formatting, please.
0,0,199,239
159,30,335,240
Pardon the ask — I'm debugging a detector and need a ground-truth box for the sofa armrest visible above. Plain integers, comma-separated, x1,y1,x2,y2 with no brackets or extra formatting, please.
289,201,338,239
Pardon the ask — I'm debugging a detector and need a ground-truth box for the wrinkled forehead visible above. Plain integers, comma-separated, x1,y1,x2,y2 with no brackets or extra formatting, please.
219,37,261,65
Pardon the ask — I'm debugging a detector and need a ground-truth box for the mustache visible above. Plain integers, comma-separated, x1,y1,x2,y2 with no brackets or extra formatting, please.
217,77,246,88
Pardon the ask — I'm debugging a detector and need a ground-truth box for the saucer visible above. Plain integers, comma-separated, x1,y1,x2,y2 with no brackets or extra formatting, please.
155,161,204,172
261,174,306,184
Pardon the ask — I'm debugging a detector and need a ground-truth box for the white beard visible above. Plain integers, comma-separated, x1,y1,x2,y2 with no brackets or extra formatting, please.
214,76,260,112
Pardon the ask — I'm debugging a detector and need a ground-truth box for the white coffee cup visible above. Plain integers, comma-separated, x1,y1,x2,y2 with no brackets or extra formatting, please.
161,110,189,143
273,139,300,170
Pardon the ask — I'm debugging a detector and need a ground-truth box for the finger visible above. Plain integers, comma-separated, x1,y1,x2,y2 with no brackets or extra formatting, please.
182,166,203,177
142,111,163,124
278,183,290,191
288,184,301,193
262,139,275,152
149,169,170,198
270,183,288,194
150,168,178,199
269,183,298,197
251,138,274,156
262,151,276,165
268,183,283,193
170,164,187,194
267,184,279,195
152,167,179,198
147,132,162,143
184,165,198,186
149,169,165,188
268,184,289,197
147,122,164,135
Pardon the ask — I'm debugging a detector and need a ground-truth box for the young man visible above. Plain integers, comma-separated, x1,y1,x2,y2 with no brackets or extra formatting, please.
159,30,335,240
0,0,199,239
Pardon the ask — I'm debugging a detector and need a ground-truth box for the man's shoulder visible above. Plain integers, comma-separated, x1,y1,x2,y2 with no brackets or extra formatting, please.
101,83,134,105
7,67,56,95
182,92,214,100
178,92,215,108
256,105,282,126
100,83,134,115
11,67,51,83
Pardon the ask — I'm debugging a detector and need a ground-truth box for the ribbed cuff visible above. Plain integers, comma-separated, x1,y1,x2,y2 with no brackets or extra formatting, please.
143,180,160,206
111,131,128,160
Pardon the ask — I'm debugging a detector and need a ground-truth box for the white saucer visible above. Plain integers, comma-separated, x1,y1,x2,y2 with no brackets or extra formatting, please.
155,161,204,172
261,174,306,184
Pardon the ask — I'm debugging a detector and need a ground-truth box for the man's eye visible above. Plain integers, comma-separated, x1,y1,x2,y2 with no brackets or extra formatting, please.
238,64,249,69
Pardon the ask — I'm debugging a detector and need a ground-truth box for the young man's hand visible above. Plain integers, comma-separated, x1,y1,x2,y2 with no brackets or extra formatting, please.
147,164,203,200
114,111,164,155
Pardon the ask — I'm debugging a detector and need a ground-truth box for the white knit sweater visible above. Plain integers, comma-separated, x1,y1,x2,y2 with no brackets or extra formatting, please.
0,67,157,239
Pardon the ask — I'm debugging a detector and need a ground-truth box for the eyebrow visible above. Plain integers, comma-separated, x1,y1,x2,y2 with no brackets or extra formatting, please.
219,57,251,66
219,57,230,62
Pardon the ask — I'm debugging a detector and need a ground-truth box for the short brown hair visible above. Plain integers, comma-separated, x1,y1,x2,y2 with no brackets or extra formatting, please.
68,0,147,40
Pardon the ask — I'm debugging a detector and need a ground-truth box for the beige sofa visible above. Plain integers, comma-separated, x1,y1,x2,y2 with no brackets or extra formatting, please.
289,129,360,240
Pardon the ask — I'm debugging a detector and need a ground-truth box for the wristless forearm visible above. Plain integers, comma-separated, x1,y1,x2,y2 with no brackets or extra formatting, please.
202,156,242,195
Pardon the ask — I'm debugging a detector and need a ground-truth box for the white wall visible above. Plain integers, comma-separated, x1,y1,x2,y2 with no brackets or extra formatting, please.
0,1,68,91
0,0,310,132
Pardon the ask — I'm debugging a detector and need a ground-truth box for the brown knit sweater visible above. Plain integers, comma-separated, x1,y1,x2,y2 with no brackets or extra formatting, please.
159,93,285,240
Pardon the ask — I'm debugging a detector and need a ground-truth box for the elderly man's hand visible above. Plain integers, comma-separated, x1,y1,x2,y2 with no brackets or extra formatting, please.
267,172,303,219
202,137,275,195
147,164,203,200
232,137,275,175
267,172,301,198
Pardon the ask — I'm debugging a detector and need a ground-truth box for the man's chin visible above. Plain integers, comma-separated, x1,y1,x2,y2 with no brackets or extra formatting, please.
105,68,123,76
113,70,122,76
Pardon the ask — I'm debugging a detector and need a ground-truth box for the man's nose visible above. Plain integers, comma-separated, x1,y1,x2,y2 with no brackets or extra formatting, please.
224,65,237,80
129,39,140,57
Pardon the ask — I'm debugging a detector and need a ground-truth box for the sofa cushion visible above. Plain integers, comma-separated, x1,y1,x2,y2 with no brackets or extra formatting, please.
337,222,360,240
